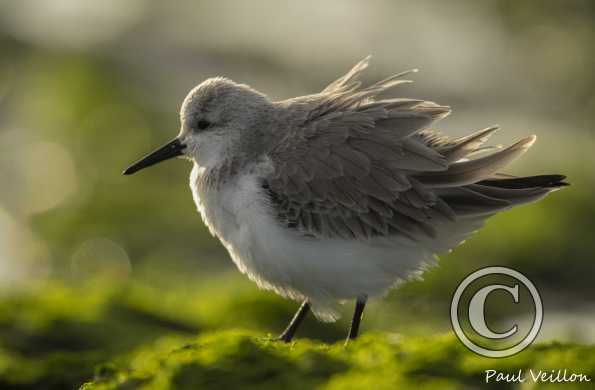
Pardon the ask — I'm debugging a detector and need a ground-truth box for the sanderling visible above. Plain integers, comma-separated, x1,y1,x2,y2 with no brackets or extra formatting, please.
124,57,567,343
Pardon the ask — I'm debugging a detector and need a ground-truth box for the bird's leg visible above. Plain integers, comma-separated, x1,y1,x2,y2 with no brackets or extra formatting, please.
346,295,367,343
278,300,310,343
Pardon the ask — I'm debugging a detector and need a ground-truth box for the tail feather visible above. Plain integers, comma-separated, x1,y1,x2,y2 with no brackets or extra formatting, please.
436,186,511,217
427,174,568,254
439,125,499,163
434,175,568,220
469,184,550,204
415,136,537,188
478,174,569,189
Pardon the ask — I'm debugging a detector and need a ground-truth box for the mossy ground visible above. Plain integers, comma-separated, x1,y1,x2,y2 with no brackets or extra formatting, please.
0,280,593,390
81,330,594,390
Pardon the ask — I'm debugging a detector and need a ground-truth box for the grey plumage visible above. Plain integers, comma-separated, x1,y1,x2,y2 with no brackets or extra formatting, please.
262,57,567,241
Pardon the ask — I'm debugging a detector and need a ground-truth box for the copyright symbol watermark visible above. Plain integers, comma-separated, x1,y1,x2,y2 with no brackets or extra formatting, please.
450,266,543,358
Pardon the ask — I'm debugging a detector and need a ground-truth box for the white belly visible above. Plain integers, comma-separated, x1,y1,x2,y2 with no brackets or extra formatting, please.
190,164,435,321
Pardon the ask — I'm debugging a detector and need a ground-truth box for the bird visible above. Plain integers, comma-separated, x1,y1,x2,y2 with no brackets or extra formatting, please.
123,56,567,343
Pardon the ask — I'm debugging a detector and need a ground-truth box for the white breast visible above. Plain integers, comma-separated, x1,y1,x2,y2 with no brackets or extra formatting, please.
189,163,434,321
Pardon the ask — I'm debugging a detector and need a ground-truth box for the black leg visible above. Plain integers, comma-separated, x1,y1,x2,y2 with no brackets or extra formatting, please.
346,295,367,343
278,300,310,343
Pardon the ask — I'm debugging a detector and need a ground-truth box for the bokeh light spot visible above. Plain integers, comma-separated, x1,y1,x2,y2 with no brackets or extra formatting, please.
17,141,78,215
71,237,131,280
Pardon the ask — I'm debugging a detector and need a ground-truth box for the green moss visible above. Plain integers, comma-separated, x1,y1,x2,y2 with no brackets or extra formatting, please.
0,278,342,389
1,279,594,389
81,331,595,390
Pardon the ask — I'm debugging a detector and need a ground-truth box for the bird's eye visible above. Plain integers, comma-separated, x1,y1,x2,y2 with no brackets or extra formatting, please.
196,120,211,130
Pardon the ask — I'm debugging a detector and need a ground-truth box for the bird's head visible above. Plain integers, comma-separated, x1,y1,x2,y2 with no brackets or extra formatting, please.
123,77,272,175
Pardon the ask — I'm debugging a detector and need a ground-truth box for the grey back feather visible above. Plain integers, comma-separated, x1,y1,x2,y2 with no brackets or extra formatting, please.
263,57,564,243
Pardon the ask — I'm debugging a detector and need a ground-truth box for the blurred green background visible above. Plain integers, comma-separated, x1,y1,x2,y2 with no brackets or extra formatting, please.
0,0,594,388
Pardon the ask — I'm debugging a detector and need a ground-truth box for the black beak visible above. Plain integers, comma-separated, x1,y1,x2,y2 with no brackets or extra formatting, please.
123,138,186,175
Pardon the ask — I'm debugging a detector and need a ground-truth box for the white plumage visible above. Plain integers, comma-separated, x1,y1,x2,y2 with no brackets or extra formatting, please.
191,163,447,321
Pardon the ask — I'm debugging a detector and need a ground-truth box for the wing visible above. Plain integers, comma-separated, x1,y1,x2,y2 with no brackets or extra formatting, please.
264,57,566,245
